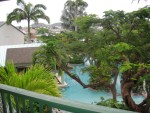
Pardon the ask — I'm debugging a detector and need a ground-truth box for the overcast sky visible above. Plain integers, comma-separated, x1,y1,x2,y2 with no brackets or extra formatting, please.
0,0,149,26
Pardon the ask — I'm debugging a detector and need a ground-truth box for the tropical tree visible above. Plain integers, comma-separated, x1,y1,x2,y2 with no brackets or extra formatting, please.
69,8,150,112
119,7,150,113
6,0,50,40
120,60,150,113
88,7,150,112
34,5,150,112
33,33,91,88
74,14,101,64
61,0,88,31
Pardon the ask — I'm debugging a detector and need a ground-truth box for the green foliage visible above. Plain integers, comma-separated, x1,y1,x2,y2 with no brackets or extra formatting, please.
7,0,50,39
32,6,150,111
0,62,61,113
138,64,150,93
82,64,111,90
0,62,60,97
37,28,49,35
7,0,50,24
119,62,132,73
133,6,150,19
75,14,100,32
68,54,84,64
119,63,150,94
101,10,126,39
0,61,16,82
33,34,69,71
65,6,150,112
114,42,132,53
97,97,129,110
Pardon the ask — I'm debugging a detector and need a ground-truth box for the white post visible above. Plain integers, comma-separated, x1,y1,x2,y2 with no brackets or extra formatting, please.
61,72,64,84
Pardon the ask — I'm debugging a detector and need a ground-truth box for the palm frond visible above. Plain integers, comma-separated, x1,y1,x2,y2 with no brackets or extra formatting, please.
17,0,26,6
7,0,49,34
31,9,45,17
33,15,50,23
24,3,32,14
6,8,26,24
0,63,60,97
13,8,25,13
5,61,16,77
31,9,50,23
34,4,47,10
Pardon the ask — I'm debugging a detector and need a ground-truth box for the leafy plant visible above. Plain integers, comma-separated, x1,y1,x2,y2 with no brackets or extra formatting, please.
68,54,84,64
0,62,61,113
0,62,60,97
97,97,129,110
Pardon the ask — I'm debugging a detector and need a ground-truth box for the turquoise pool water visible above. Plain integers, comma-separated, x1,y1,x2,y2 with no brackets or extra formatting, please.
61,65,144,104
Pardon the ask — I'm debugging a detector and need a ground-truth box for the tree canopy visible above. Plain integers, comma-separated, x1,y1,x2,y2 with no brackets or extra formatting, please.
61,0,88,31
34,4,150,113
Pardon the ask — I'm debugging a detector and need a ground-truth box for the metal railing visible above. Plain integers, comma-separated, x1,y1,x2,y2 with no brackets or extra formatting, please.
0,84,137,113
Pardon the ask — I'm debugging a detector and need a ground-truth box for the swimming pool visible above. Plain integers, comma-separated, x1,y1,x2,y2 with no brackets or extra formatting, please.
61,64,144,104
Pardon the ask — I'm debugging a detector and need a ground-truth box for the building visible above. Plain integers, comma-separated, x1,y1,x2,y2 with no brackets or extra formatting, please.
0,22,25,45
31,23,49,29
49,22,65,34
0,43,42,68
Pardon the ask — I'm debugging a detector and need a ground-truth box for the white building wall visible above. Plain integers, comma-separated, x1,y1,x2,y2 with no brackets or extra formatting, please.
0,24,24,45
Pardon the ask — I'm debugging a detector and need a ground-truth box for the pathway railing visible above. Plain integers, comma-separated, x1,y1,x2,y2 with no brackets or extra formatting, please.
0,84,138,113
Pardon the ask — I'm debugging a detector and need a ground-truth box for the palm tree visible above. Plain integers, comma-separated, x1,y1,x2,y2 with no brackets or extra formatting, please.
6,0,50,41
61,0,88,31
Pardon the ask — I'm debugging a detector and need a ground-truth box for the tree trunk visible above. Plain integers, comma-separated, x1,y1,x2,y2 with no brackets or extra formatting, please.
50,48,88,88
110,84,117,101
121,69,150,113
27,18,31,42
50,48,111,89
110,69,119,101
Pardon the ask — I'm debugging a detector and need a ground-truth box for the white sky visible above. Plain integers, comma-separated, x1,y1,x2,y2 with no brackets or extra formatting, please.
0,0,149,27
